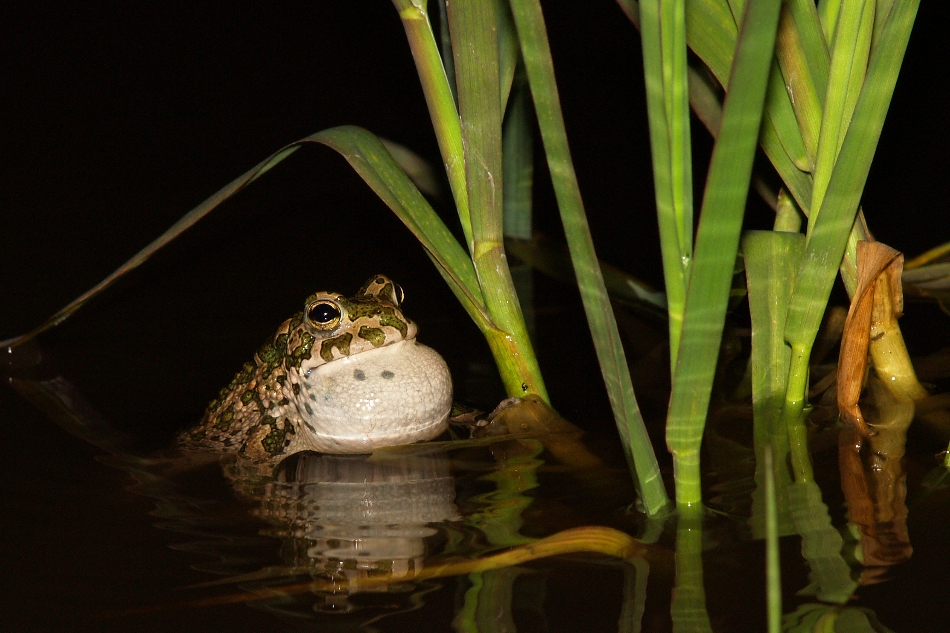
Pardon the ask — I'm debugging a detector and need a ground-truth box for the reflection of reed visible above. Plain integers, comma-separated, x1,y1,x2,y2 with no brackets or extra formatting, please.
671,514,713,633
839,377,913,575
835,241,919,579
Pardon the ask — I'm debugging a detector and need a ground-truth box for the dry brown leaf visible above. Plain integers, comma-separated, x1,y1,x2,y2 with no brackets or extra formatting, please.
837,241,904,436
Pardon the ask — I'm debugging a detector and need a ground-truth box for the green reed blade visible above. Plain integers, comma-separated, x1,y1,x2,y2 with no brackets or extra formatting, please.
666,0,782,510
312,126,488,319
809,0,875,229
510,0,670,516
687,65,722,133
619,0,817,214
684,47,815,215
496,0,520,109
775,4,823,165
784,0,919,424
394,0,473,249
873,0,897,47
502,69,534,240
640,0,693,372
765,59,811,172
818,0,843,44
434,0,457,105
447,0,503,249
694,2,818,211
787,0,830,93
505,237,668,316
447,0,547,402
380,138,445,199
760,119,814,214
744,230,803,438
685,0,740,82
317,126,552,396
620,0,738,83
500,66,535,331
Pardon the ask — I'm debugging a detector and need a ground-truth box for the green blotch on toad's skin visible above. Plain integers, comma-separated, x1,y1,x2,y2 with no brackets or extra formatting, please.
379,313,408,338
234,361,257,385
257,333,289,378
289,332,315,369
241,389,259,406
214,405,235,431
259,417,289,454
339,298,409,338
358,276,400,305
379,282,398,304
320,332,353,362
257,342,280,365
358,325,386,347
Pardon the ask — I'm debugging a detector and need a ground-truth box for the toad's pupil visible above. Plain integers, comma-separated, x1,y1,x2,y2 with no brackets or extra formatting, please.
309,303,340,323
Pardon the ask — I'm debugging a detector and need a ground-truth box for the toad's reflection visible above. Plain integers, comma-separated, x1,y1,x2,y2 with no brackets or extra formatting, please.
224,450,459,612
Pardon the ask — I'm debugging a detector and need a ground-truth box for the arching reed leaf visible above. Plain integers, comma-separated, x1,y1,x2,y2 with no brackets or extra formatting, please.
3,127,490,348
2,144,297,348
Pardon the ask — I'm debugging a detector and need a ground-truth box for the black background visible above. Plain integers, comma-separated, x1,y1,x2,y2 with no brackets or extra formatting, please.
5,2,946,343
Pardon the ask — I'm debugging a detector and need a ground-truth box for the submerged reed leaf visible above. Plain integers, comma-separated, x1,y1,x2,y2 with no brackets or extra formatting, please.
764,445,782,633
185,525,649,603
744,229,803,534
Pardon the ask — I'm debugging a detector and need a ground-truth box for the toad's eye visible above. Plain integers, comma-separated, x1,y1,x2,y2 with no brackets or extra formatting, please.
305,300,342,331
393,283,405,306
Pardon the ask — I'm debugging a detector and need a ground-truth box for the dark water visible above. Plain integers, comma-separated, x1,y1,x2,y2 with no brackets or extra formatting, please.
4,269,950,632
